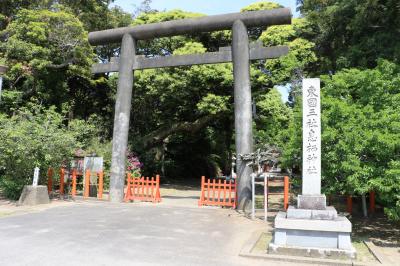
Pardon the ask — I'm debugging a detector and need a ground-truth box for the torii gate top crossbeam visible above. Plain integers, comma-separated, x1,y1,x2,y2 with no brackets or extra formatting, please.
88,8,291,45
91,45,289,74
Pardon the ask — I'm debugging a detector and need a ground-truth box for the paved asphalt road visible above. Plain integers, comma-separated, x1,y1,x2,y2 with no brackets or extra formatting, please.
0,201,284,266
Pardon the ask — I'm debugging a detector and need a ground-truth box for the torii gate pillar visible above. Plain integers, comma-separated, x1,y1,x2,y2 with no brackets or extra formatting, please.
109,34,136,202
232,20,253,211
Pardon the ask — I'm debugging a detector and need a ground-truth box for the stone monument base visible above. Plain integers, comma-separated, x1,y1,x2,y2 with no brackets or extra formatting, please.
18,185,50,206
297,194,327,210
268,207,356,259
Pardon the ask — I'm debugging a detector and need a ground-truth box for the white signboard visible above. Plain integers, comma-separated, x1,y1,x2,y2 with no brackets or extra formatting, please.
83,157,103,174
32,167,40,186
302,78,321,195
83,157,103,186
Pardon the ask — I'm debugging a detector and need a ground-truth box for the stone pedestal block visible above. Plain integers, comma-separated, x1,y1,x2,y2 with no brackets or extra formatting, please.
18,185,50,206
297,194,326,210
269,210,356,259
287,205,338,220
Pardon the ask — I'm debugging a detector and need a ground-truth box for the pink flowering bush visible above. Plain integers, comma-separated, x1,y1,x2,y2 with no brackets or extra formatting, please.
126,151,143,178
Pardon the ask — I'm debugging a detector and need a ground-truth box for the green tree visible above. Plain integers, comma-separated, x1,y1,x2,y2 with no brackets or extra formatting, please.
282,60,400,220
1,9,94,113
258,18,317,105
254,88,292,150
0,104,98,199
298,0,400,71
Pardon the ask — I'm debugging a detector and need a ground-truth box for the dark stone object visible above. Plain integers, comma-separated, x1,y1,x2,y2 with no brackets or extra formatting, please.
89,185,97,198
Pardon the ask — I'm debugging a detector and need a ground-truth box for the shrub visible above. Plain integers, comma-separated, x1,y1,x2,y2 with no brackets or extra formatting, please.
0,104,96,199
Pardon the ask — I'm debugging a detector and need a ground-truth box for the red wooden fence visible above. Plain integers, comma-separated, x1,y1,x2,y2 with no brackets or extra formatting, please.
198,176,237,208
59,168,65,195
97,171,104,200
71,169,77,197
47,168,53,193
124,174,161,203
283,176,289,210
369,191,375,213
347,196,353,214
84,169,90,198
47,168,104,199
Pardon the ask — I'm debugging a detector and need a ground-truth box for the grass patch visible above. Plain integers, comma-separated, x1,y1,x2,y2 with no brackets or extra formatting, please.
251,232,272,254
352,237,377,263
0,211,13,217
252,232,378,263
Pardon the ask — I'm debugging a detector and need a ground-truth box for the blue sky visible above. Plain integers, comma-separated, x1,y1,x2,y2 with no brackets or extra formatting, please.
110,1,296,101
111,0,299,17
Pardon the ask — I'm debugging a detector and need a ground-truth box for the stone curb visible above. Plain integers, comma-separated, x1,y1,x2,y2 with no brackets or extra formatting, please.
239,231,376,266
239,229,263,254
363,241,390,265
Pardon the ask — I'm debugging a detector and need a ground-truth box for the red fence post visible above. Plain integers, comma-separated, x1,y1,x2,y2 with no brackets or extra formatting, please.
141,177,144,198
59,168,65,196
284,176,289,210
228,179,232,207
98,171,104,200
199,176,205,206
151,176,155,199
369,191,375,213
71,169,77,197
223,180,227,206
129,173,133,199
233,180,237,209
84,169,90,198
347,196,353,214
47,168,53,193
155,175,161,202
124,173,131,201
146,177,150,200
212,179,216,204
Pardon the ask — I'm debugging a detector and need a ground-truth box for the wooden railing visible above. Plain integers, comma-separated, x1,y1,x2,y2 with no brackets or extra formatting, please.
198,176,236,208
124,174,161,203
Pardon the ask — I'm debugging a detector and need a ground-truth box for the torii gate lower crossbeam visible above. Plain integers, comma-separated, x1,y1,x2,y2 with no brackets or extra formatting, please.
89,8,292,211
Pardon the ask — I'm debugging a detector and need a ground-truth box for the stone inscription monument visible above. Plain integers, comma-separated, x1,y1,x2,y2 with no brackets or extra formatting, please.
32,167,40,186
18,167,50,206
297,78,326,209
302,79,321,195
269,78,356,258
88,8,292,209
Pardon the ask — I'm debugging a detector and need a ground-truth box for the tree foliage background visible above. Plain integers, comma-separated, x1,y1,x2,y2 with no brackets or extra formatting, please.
0,0,399,220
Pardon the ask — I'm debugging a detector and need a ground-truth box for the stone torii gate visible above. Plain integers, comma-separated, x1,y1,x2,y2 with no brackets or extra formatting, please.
88,8,292,209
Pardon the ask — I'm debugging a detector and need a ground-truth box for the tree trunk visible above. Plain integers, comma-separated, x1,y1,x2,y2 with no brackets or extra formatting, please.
361,194,368,218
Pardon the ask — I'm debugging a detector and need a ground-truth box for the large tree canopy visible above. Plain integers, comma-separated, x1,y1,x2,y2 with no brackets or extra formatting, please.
298,0,400,71
282,60,400,220
1,8,94,114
